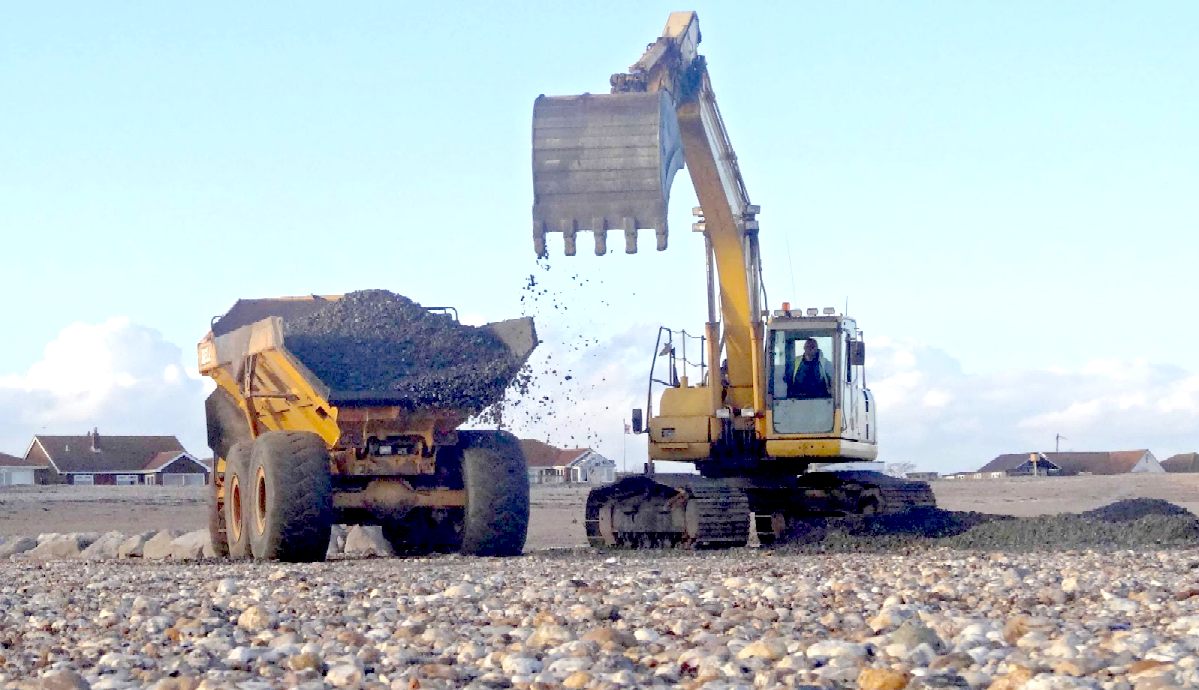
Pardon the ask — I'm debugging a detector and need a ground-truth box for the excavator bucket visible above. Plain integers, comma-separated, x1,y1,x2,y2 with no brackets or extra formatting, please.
532,91,685,256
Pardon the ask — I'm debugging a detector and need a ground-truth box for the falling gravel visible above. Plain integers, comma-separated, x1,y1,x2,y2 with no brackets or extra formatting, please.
282,290,523,412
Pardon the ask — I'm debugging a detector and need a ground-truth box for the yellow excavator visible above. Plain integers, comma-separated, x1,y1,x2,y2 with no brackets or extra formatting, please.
532,11,933,547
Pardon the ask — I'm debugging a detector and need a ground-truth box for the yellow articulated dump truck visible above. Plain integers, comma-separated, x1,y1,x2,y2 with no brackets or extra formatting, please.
198,290,537,561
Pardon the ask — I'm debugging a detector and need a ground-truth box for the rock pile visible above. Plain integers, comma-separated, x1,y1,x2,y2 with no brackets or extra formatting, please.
283,290,523,411
2,547,1198,688
0,525,407,562
783,498,1199,552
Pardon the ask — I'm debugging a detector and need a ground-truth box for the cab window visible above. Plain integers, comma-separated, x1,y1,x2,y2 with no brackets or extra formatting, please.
770,331,835,433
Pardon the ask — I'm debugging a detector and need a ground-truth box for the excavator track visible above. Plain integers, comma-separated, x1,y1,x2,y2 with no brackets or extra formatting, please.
751,471,937,545
585,475,750,549
795,471,936,515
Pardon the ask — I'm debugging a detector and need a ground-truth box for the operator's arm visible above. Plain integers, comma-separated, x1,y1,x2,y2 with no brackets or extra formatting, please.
821,359,834,397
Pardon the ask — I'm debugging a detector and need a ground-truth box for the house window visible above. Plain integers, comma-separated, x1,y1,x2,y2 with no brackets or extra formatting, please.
115,474,138,486
161,473,206,486
74,474,94,485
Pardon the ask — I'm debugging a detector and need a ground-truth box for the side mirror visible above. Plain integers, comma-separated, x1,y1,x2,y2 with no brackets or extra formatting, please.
849,341,866,366
631,409,644,434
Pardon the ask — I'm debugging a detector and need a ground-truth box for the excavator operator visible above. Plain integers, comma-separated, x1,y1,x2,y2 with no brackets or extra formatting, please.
788,338,832,399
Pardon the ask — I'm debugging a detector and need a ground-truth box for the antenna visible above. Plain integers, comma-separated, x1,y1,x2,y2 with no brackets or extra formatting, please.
784,234,797,302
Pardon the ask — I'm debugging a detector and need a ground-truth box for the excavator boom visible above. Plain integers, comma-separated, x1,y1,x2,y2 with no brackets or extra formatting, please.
532,10,764,412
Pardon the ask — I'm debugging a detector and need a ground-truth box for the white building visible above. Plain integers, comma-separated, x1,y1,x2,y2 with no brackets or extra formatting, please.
0,451,48,486
520,439,616,485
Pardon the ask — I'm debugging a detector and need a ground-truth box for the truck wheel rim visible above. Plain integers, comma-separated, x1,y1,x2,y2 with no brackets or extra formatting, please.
254,466,268,534
229,474,244,543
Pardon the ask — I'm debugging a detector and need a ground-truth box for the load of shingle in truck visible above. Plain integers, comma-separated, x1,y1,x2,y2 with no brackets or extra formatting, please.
200,289,537,562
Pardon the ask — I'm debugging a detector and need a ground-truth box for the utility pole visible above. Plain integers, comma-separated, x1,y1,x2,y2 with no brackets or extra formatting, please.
621,421,628,475
1055,434,1067,452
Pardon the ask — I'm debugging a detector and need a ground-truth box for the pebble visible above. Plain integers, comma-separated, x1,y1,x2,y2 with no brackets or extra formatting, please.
0,549,1197,688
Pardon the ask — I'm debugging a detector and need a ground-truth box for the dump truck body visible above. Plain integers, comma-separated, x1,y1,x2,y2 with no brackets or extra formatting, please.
200,293,536,561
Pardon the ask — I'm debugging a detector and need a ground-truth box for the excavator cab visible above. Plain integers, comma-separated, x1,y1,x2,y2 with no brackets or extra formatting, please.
765,310,875,446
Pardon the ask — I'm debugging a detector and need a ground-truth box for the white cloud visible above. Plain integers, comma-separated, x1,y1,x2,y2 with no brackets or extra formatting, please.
7,315,1195,480
870,338,1199,472
0,319,211,457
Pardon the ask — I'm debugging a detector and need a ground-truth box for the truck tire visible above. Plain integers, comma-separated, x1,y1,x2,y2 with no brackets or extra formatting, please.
205,388,251,463
208,486,230,557
247,431,333,562
459,430,529,556
209,453,230,558
222,442,253,559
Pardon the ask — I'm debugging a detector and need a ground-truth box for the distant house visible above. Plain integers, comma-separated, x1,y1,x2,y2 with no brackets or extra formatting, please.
979,449,1163,476
23,429,209,486
0,451,50,486
1162,453,1199,473
905,471,940,481
519,439,616,485
996,453,1063,476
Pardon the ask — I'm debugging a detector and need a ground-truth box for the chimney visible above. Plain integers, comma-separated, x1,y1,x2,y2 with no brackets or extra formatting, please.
90,427,101,452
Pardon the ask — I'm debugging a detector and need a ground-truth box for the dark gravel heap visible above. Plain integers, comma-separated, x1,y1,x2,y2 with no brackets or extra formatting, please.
282,290,522,411
1080,497,1193,522
781,498,1199,552
940,512,1199,550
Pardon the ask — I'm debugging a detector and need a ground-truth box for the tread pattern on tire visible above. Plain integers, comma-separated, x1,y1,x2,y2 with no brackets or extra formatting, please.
459,430,530,557
205,388,251,463
247,431,334,562
209,464,230,558
223,442,253,559
206,388,250,559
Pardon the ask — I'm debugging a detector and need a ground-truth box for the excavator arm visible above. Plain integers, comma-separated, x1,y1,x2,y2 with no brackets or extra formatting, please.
532,11,766,418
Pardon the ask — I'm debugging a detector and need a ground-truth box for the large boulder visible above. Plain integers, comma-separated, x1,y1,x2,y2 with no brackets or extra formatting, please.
118,532,155,558
142,530,183,560
21,533,99,560
0,535,38,558
327,524,348,559
80,531,128,560
343,526,394,558
170,530,215,560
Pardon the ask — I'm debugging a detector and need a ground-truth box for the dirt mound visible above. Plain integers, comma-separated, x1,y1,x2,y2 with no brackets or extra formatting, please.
283,290,522,411
940,513,1199,550
1080,498,1194,522
782,500,1199,552
786,508,1003,542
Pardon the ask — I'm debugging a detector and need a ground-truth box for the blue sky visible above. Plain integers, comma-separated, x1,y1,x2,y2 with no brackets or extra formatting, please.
2,3,1197,471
